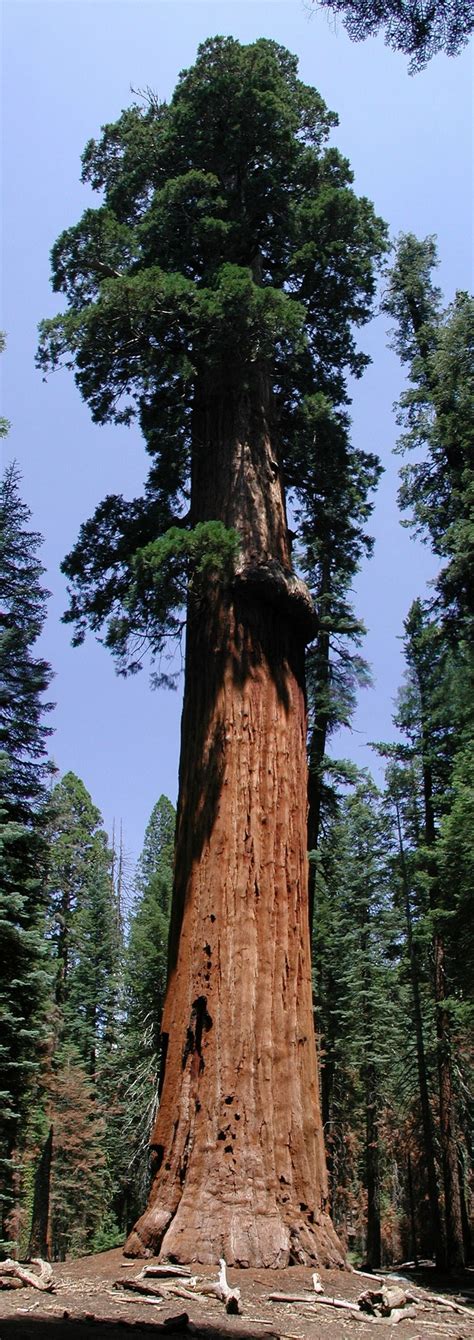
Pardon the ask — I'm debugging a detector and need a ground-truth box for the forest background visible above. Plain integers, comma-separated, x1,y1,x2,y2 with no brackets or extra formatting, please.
1,0,473,1273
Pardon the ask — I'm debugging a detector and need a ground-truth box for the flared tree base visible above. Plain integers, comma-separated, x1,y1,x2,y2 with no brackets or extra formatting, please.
124,1194,345,1268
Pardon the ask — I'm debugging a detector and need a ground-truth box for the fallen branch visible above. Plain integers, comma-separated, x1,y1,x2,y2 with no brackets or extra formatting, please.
420,1291,474,1319
161,1258,242,1315
268,1291,360,1312
114,1276,164,1300
141,1263,193,1279
110,1292,164,1306
0,1259,54,1292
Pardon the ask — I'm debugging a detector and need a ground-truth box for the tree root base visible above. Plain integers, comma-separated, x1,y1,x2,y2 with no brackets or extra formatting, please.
124,1200,345,1270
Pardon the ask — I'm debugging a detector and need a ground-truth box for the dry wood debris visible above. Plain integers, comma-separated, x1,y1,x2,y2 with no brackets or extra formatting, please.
145,1256,242,1314
267,1276,474,1327
0,1258,54,1292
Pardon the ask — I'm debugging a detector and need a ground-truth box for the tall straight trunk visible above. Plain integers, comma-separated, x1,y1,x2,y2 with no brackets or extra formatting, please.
395,804,445,1268
125,376,343,1267
406,1153,418,1267
28,1125,53,1261
422,756,464,1269
365,1059,381,1270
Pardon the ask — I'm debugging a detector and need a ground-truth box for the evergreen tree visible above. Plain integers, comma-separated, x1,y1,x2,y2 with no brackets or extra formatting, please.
381,236,473,1264
126,795,175,1052
38,36,387,1265
45,771,121,1072
46,1045,111,1260
380,752,445,1267
34,774,124,1257
112,796,175,1230
313,774,402,1265
302,414,380,925
0,464,53,1249
0,463,53,821
382,235,474,641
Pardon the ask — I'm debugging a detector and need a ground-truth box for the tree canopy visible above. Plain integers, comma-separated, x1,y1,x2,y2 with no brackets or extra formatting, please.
37,35,387,677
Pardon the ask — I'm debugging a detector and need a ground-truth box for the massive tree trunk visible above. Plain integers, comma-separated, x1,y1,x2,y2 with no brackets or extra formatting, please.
125,377,343,1267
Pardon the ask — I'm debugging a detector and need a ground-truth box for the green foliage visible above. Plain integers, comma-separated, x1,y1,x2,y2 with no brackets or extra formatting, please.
437,744,474,1008
45,772,121,1072
383,235,474,640
106,521,240,679
312,1,474,72
0,466,52,1248
37,35,387,675
112,796,175,1229
0,463,53,818
313,773,405,1257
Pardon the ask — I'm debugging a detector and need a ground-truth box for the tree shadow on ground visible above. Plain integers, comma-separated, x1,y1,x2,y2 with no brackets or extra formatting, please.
0,1316,279,1340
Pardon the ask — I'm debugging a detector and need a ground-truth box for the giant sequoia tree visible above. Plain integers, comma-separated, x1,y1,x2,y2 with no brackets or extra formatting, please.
38,37,386,1265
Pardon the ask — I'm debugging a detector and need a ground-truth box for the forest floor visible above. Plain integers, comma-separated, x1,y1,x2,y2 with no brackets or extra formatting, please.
0,1248,473,1340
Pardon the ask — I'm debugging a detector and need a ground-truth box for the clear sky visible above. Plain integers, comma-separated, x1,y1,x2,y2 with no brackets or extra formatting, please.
2,0,473,871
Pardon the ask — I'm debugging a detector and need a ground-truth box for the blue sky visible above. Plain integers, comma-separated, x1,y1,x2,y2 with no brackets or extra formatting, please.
2,1,473,871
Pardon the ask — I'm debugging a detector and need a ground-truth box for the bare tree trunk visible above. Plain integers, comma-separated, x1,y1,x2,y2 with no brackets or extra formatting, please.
27,1126,53,1261
125,377,343,1268
422,757,464,1270
365,1061,381,1270
406,1153,418,1267
394,803,445,1269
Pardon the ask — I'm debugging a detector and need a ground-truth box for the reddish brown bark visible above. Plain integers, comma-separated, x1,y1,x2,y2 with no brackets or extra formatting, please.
125,380,343,1267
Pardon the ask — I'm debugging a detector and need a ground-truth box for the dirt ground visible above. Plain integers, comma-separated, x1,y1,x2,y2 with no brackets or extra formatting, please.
0,1248,473,1340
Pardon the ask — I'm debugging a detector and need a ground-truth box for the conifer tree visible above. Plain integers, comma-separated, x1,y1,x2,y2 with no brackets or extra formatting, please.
382,235,474,641
0,464,53,1248
313,774,402,1264
47,1045,111,1259
38,36,387,1264
45,772,121,1071
111,797,175,1230
382,237,473,1266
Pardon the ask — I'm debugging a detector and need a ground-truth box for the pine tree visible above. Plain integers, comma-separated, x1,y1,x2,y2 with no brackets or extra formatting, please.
38,36,387,1265
0,464,53,1249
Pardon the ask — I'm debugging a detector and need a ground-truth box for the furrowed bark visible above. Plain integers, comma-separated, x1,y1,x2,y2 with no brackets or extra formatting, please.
125,375,343,1267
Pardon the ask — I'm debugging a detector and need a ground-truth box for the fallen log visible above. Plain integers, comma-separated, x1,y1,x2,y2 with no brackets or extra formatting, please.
268,1291,360,1312
0,1258,54,1291
110,1290,164,1306
141,1262,193,1278
114,1276,164,1299
420,1290,474,1319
